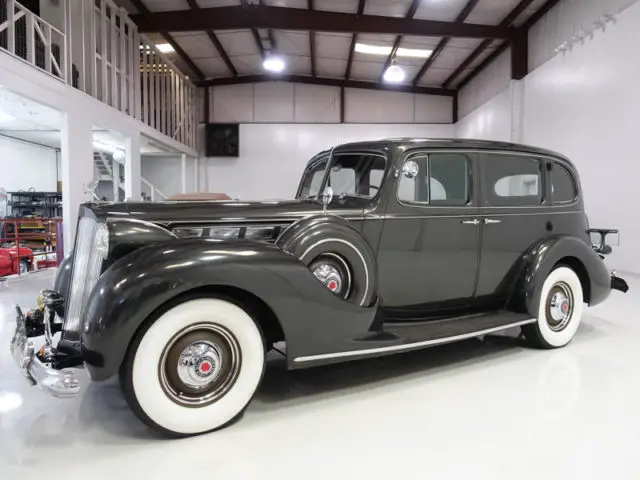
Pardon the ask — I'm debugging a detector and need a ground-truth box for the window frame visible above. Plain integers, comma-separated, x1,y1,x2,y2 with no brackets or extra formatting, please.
396,150,474,208
480,151,546,208
549,161,579,206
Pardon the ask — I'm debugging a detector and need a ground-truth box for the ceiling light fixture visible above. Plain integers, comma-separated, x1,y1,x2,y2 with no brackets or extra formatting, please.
383,64,406,84
155,43,175,53
355,43,432,58
263,54,286,73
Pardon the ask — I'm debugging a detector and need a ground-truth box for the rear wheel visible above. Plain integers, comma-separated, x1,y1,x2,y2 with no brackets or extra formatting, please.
522,266,584,349
120,297,265,437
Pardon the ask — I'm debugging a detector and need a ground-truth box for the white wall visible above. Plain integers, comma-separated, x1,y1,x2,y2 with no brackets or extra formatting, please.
209,83,453,124
199,123,455,200
0,136,58,192
523,0,640,273
455,0,640,273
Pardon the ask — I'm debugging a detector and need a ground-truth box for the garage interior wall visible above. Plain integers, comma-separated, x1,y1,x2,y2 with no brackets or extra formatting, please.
196,84,454,199
455,0,640,274
0,136,59,191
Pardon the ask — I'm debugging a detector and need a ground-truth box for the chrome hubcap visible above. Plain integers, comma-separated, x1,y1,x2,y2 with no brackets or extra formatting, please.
177,341,222,390
312,263,342,293
546,282,573,332
159,324,241,407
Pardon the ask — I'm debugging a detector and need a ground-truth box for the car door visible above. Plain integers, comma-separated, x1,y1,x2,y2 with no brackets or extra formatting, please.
376,150,481,321
475,151,551,311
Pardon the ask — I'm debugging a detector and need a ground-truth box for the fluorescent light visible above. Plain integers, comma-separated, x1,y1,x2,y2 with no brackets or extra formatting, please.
397,47,432,58
355,42,432,58
355,43,393,56
383,65,406,83
263,55,286,73
156,43,175,53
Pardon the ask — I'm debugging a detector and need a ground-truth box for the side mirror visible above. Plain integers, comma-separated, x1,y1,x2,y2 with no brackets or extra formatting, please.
402,160,419,179
322,186,333,212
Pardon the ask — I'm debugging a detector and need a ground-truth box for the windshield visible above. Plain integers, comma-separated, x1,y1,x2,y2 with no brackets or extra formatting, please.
298,152,386,199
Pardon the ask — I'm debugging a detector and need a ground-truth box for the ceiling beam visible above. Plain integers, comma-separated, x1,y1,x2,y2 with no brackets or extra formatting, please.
185,0,237,77
456,0,562,90
131,5,513,39
242,0,266,59
308,0,316,77
195,74,456,97
379,0,421,82
411,0,480,86
344,0,366,80
442,0,537,88
129,0,204,81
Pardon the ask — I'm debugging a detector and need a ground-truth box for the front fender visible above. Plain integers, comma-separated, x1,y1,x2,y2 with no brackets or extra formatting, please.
81,238,378,380
508,235,611,317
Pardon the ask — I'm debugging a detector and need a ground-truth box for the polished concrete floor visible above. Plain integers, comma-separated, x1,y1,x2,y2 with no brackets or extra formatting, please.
0,269,639,479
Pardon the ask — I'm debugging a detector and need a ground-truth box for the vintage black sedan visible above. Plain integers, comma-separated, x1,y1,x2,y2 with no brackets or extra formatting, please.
10,138,628,436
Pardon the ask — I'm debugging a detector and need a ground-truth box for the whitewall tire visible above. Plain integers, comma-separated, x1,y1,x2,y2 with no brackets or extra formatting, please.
523,266,584,349
120,297,265,436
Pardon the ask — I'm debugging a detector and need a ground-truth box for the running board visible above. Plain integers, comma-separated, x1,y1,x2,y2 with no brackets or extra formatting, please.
293,318,535,364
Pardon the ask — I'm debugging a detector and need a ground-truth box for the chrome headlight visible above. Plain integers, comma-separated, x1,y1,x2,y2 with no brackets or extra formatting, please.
63,217,106,337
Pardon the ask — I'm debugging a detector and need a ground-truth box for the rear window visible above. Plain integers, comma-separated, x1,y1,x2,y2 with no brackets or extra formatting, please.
483,154,543,206
551,163,577,203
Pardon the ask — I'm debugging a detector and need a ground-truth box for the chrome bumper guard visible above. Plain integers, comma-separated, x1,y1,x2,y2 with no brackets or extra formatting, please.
9,306,81,398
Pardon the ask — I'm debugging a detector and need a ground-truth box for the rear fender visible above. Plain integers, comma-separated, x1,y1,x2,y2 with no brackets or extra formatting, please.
507,235,611,317
81,238,378,380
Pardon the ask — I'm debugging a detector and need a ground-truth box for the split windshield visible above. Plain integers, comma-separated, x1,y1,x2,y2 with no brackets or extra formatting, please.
298,152,386,200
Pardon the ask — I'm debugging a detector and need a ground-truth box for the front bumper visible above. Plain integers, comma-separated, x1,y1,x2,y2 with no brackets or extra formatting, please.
9,306,81,398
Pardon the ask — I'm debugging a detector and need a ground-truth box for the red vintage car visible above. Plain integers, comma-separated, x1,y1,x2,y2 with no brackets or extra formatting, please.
0,247,33,277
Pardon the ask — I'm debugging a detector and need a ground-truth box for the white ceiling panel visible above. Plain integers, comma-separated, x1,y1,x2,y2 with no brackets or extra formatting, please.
274,30,310,56
195,0,243,7
350,60,386,81
414,0,475,21
232,54,264,74
417,66,456,87
315,0,360,13
401,35,446,49
194,57,232,78
316,57,348,78
353,52,387,65
281,54,312,75
365,0,415,17
172,33,219,59
315,32,351,59
465,0,524,25
264,0,307,8
514,0,549,26
448,37,485,49
216,30,260,56
430,42,485,70
357,33,400,46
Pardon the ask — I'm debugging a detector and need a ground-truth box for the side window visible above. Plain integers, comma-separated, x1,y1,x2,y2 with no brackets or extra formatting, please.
483,154,543,206
551,163,577,203
398,152,470,206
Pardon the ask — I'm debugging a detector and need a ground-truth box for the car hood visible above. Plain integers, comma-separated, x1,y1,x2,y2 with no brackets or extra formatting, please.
84,197,366,226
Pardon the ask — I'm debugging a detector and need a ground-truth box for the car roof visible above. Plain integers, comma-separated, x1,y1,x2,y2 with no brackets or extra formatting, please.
332,138,569,160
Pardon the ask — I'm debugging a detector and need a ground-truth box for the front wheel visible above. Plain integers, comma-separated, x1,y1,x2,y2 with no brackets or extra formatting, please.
120,297,265,437
522,266,584,349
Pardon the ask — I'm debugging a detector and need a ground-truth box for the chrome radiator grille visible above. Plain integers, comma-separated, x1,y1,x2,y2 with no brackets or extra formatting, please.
63,217,104,338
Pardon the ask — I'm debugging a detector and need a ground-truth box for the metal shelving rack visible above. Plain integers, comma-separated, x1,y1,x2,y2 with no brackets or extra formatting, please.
7,191,62,218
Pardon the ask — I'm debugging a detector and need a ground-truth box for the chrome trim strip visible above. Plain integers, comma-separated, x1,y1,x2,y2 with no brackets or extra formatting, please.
299,238,370,307
293,318,536,363
365,211,580,221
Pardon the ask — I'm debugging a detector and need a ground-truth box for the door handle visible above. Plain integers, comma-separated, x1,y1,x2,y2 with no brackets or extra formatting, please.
461,219,480,225
484,218,502,225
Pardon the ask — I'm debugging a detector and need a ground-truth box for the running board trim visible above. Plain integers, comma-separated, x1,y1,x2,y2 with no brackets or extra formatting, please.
293,318,536,363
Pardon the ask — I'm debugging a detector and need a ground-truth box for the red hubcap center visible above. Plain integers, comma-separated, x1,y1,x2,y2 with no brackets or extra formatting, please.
200,361,211,373
328,280,338,291
562,304,568,312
